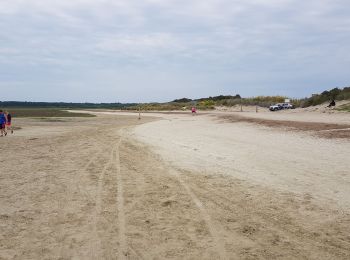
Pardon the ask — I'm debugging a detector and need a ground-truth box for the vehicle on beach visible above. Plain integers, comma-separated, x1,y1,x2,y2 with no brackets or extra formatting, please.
269,104,283,111
269,103,294,111
282,103,294,109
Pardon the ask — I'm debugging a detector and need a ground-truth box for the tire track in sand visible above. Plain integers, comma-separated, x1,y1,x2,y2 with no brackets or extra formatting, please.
75,134,110,202
90,143,118,259
58,133,109,259
115,137,128,259
64,130,121,259
169,168,231,260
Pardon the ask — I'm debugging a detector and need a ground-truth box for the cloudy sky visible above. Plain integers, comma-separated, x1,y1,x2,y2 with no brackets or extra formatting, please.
0,0,349,102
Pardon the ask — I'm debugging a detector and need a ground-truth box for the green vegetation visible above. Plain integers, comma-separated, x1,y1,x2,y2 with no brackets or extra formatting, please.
302,87,350,107
336,103,350,112
216,96,287,107
1,108,95,118
128,95,292,111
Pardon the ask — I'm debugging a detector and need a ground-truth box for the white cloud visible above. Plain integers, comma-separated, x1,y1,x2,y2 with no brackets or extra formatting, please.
0,0,349,101
95,33,183,54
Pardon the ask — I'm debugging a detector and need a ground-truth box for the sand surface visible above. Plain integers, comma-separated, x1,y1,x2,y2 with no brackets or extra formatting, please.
1,111,350,259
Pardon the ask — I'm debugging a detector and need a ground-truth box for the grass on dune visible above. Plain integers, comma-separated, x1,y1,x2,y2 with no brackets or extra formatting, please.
336,103,350,112
2,108,95,118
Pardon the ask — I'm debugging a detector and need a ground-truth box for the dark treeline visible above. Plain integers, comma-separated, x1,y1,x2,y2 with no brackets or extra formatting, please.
0,101,137,109
172,94,241,103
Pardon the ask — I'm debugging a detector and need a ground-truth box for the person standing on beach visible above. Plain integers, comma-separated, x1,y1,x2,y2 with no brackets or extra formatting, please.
191,107,197,114
5,111,13,134
0,110,7,137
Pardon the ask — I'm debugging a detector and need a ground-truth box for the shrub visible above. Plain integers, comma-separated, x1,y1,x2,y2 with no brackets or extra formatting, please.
302,87,350,107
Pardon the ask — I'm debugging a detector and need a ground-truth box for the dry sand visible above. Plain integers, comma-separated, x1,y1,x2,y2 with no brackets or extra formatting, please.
1,110,350,259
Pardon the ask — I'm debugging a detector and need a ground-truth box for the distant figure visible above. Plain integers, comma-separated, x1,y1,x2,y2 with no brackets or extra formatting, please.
327,100,336,108
5,111,13,134
191,107,197,114
0,110,7,137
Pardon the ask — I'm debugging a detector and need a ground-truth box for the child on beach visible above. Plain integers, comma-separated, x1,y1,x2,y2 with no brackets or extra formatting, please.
5,111,13,134
0,110,7,137
191,107,197,114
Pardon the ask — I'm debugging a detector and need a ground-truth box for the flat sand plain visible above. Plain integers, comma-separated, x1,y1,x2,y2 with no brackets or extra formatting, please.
1,110,350,259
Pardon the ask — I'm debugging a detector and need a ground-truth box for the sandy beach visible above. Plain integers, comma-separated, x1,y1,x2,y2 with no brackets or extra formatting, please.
1,109,350,259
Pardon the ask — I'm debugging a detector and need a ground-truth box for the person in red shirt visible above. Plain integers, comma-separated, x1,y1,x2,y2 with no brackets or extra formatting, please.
5,111,13,134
